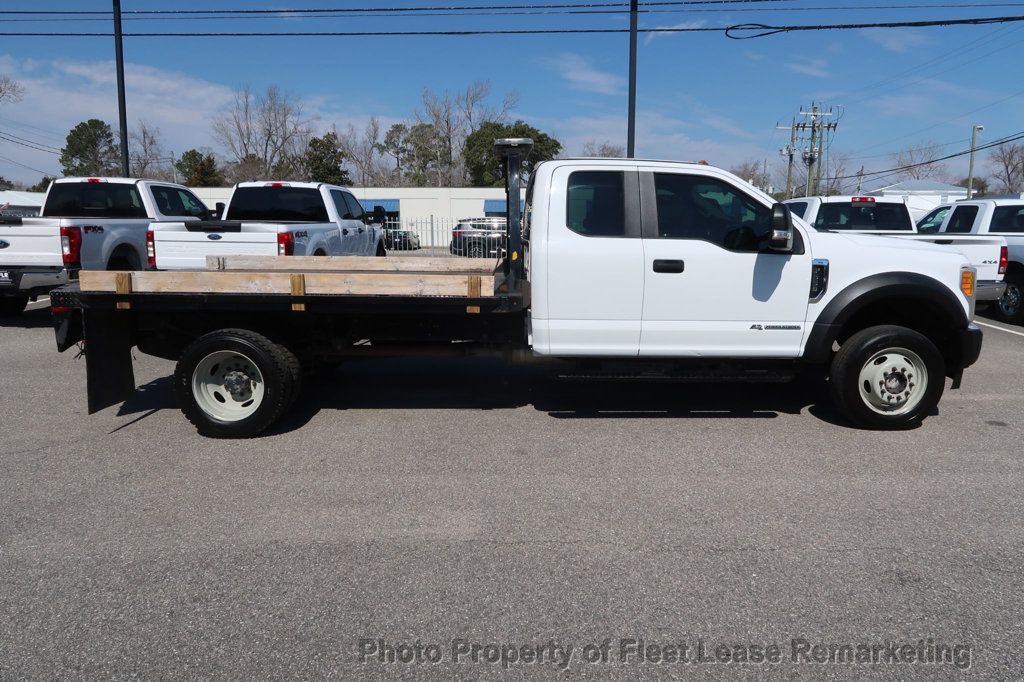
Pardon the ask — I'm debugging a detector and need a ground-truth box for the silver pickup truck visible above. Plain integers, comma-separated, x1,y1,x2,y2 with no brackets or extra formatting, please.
0,177,212,315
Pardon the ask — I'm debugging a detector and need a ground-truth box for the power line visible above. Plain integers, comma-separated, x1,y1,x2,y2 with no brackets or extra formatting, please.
0,130,62,153
2,14,1024,37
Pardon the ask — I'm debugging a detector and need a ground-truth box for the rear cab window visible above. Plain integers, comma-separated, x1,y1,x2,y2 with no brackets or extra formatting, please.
42,182,147,218
944,205,980,234
566,171,626,237
989,205,1024,233
812,200,912,231
786,201,808,219
226,187,329,222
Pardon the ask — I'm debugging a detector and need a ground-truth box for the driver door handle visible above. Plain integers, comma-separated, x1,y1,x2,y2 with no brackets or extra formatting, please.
653,259,685,273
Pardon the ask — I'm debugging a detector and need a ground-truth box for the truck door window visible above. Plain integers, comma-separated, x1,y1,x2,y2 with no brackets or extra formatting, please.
652,173,771,252
342,193,366,220
152,186,209,218
917,206,949,233
945,205,979,233
329,190,351,219
566,171,625,237
990,205,1024,233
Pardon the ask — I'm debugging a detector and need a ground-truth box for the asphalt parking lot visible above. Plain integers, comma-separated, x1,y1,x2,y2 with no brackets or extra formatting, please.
1,302,1022,678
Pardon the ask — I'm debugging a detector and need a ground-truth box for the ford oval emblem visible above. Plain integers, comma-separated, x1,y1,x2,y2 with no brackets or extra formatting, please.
0,240,9,249
207,233,222,240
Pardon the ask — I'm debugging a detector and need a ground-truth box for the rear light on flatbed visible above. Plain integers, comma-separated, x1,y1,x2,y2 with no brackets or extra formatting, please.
999,246,1008,275
277,232,294,256
60,226,82,267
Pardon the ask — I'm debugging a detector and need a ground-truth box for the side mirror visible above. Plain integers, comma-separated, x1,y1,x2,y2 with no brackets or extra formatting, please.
372,206,387,224
214,202,225,220
769,203,794,252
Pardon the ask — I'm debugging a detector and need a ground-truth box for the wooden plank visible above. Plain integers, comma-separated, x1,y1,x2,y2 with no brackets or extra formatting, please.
114,272,132,310
81,269,497,298
466,275,481,314
290,274,306,312
207,254,499,274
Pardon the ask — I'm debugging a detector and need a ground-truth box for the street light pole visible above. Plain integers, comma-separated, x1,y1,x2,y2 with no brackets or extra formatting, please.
626,0,638,158
113,0,130,177
966,124,984,199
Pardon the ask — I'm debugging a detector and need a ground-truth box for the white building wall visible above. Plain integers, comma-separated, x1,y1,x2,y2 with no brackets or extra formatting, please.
189,186,522,226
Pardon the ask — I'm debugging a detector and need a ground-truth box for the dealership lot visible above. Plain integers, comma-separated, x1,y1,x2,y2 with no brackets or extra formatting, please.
1,305,1022,677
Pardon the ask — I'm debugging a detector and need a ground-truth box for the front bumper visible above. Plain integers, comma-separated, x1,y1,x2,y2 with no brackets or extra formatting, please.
0,266,71,296
976,280,1007,302
958,323,983,370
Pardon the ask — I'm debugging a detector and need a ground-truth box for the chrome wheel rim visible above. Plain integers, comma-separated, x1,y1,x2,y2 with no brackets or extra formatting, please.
856,347,928,416
191,350,265,422
999,283,1021,317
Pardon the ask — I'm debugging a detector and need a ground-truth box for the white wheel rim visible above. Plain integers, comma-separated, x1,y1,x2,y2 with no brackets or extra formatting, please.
856,346,928,416
191,350,265,422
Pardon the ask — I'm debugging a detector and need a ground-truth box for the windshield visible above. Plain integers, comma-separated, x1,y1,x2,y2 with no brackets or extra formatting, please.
812,201,912,231
226,187,328,222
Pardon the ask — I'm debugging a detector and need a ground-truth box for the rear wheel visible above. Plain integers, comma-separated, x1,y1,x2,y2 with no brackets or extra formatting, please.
376,241,386,257
994,274,1023,324
175,329,295,438
0,295,29,317
829,325,945,430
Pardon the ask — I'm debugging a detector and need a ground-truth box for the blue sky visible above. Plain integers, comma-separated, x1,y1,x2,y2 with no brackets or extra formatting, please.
1,0,1023,187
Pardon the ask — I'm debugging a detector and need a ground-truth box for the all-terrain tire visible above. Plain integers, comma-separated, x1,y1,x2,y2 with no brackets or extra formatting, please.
993,273,1024,324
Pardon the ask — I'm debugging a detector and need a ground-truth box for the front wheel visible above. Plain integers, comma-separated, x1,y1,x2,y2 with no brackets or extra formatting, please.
0,295,29,317
375,241,387,257
174,329,296,438
994,274,1023,324
829,325,945,430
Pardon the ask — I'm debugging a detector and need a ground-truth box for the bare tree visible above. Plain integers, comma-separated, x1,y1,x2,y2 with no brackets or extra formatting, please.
729,159,772,191
0,76,23,104
456,80,518,133
340,117,387,186
823,152,851,195
890,141,947,180
988,142,1024,194
212,84,312,179
129,121,173,180
581,140,625,158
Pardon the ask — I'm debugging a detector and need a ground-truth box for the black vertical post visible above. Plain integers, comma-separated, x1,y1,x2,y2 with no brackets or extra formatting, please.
113,0,130,177
626,0,638,158
494,138,532,293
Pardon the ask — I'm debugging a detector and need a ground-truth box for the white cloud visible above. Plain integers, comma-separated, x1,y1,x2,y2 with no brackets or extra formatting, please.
644,20,706,46
0,54,404,182
787,58,830,79
861,28,929,53
541,53,625,96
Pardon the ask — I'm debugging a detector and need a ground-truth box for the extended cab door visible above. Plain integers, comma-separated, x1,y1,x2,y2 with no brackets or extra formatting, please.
639,169,812,357
542,166,644,355
329,190,366,255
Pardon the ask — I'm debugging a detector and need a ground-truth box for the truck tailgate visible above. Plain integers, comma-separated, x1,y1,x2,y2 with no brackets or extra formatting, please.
897,234,1006,281
153,229,278,270
0,221,64,268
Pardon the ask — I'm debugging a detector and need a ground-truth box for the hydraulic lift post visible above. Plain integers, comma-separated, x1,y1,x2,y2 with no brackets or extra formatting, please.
494,137,533,293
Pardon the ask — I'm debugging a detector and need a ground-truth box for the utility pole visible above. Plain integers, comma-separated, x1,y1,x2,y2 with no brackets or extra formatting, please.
113,0,129,177
778,118,797,198
967,123,984,199
794,103,837,196
855,166,865,195
626,0,639,158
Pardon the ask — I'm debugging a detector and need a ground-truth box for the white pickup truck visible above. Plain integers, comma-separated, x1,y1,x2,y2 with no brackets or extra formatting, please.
149,182,386,270
53,147,985,435
920,198,1024,323
785,195,1007,302
0,177,212,315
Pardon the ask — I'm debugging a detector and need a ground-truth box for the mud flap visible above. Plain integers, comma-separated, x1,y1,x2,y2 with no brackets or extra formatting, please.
83,310,136,414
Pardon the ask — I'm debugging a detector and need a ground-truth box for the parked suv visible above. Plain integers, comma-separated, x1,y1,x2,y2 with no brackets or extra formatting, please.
450,218,506,258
